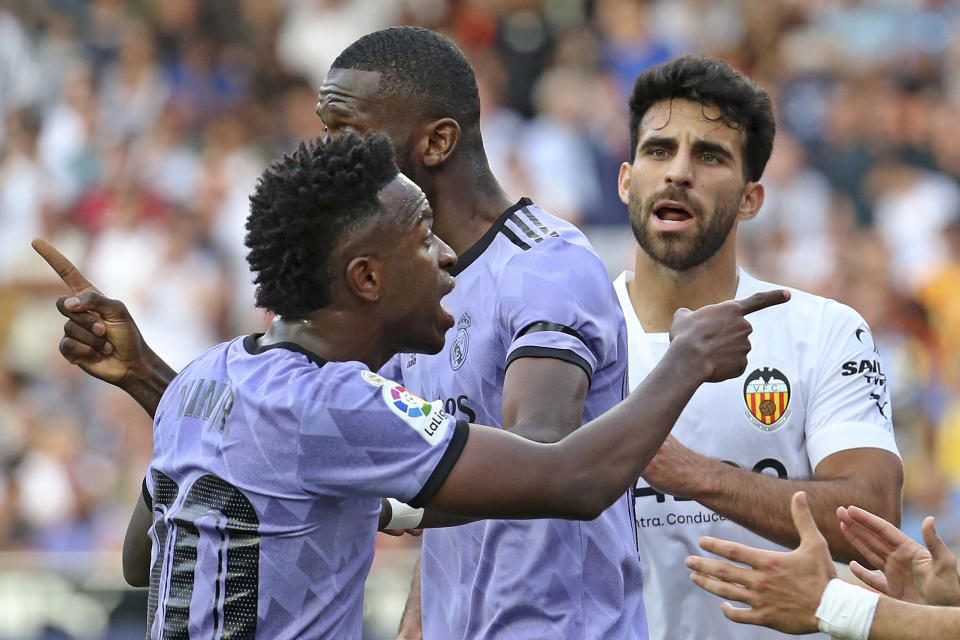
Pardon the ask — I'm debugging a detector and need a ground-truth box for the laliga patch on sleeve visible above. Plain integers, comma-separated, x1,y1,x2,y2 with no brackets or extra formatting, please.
357,371,450,444
381,382,450,445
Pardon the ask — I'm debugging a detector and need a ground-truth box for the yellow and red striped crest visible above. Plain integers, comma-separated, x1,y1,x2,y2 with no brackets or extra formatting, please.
743,367,792,432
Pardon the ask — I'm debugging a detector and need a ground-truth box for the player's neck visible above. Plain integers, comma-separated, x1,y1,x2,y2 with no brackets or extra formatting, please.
260,314,392,372
429,160,515,256
628,247,740,334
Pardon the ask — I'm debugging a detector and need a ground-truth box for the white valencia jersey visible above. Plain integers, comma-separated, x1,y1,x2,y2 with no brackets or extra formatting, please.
615,269,900,640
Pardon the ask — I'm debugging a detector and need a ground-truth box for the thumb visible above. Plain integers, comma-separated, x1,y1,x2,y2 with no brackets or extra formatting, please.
71,291,131,323
790,491,822,544
669,307,693,341
921,517,953,564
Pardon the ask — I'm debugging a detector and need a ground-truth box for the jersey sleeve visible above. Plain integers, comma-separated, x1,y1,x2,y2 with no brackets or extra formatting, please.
805,302,900,468
296,365,468,507
496,241,622,383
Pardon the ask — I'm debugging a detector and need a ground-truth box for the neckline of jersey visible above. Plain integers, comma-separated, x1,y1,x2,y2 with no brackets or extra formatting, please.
242,333,328,368
448,197,534,277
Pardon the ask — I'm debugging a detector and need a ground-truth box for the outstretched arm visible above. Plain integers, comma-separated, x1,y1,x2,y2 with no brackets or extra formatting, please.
32,238,176,417
425,291,789,519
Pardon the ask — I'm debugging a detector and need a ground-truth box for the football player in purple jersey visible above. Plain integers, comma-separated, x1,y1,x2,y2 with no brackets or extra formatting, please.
51,26,659,640
35,131,787,639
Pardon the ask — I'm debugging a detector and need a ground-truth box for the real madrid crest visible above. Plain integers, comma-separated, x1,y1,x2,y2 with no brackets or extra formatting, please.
743,366,792,432
449,311,471,371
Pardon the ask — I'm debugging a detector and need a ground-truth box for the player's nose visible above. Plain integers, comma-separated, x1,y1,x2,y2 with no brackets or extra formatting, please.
665,152,694,187
437,235,457,271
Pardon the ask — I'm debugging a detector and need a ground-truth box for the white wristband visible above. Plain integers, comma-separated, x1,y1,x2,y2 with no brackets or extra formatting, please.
385,498,424,529
815,578,880,640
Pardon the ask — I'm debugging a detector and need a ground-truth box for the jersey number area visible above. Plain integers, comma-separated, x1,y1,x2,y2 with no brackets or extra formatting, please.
149,471,261,639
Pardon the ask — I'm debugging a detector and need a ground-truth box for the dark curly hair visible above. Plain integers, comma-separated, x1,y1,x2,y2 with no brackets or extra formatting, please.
245,132,398,317
628,56,775,181
331,27,482,152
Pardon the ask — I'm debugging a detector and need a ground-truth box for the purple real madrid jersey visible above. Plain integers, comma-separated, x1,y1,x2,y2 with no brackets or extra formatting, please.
144,335,467,640
388,199,646,640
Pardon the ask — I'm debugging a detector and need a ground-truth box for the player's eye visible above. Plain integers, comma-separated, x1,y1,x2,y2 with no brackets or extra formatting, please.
649,147,670,159
701,152,719,164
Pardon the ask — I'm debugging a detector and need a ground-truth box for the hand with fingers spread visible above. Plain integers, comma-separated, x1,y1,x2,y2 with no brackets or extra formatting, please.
685,491,835,635
839,506,960,606
669,289,791,384
32,238,176,417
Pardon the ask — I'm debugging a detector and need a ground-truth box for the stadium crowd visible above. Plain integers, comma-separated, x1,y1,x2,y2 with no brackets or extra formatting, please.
0,0,959,636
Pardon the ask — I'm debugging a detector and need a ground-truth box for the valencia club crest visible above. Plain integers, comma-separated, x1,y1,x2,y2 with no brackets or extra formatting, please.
743,367,792,432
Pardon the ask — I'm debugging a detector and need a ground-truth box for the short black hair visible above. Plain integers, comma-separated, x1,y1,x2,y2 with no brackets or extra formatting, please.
245,132,398,317
331,27,482,145
628,56,775,181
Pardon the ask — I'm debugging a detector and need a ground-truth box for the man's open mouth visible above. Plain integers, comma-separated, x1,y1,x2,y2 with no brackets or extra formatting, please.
654,200,693,222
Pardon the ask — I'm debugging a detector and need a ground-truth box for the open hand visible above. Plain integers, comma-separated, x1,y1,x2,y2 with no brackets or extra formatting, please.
686,491,835,635
840,506,960,606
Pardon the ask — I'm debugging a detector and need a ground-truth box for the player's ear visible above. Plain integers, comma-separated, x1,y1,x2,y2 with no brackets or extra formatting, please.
420,118,460,168
345,255,382,302
738,181,764,221
617,162,632,205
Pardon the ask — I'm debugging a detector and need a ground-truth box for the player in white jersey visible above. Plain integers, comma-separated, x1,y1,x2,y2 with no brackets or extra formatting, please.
614,56,904,640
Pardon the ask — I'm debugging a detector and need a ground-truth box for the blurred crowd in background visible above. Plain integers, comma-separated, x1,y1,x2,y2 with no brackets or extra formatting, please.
1,0,959,636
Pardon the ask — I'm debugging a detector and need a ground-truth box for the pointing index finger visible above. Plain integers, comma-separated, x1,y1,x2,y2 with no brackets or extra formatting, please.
31,238,100,295
735,289,790,315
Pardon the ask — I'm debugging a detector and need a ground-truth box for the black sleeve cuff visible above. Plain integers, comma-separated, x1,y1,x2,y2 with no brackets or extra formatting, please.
518,321,587,345
505,346,594,382
409,420,469,508
141,477,152,509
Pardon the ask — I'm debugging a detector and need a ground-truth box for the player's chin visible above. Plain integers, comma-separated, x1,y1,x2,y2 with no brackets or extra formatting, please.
418,314,452,355
421,333,446,355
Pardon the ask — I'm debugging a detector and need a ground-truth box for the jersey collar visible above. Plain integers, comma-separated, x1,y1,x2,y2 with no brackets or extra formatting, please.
448,197,533,277
242,333,328,368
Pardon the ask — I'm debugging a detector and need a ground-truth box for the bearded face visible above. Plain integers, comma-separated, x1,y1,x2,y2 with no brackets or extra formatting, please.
621,99,755,271
628,181,744,271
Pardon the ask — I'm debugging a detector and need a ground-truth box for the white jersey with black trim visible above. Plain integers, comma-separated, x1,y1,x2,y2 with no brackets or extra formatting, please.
614,269,900,640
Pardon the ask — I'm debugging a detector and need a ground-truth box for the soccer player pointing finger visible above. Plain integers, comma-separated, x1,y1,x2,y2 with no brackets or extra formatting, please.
36,132,786,639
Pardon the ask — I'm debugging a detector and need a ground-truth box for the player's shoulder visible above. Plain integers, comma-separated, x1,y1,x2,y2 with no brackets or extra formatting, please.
223,335,379,399
453,199,610,302
271,357,405,424
739,271,865,330
499,201,605,269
